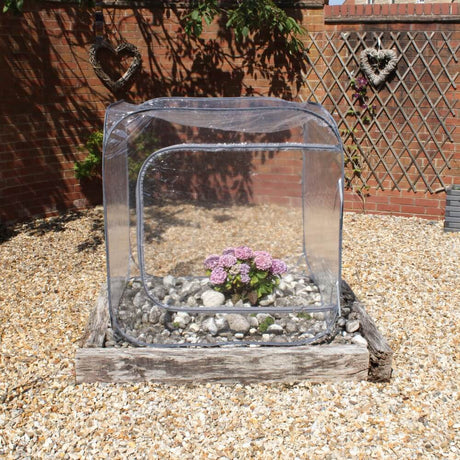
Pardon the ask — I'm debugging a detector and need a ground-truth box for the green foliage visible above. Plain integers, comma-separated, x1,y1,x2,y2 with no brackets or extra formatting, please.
74,130,103,180
297,312,311,320
258,315,274,333
3,0,22,14
184,0,306,55
206,249,286,305
2,0,92,13
184,0,220,37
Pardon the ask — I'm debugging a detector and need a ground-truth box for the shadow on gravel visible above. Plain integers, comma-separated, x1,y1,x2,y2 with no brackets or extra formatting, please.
0,212,83,244
0,223,17,244
0,209,106,253
76,210,105,252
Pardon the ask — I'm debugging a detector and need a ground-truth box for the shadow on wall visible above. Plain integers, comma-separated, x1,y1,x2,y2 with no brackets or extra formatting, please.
126,5,307,100
0,4,308,223
103,4,308,213
0,6,111,223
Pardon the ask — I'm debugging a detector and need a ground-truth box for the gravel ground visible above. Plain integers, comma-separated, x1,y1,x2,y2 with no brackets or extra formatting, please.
0,207,459,459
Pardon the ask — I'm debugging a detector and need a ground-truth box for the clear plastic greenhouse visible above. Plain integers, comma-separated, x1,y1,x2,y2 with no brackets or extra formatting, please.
103,97,344,348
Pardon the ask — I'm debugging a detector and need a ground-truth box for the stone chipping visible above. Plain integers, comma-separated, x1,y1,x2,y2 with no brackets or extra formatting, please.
110,273,336,347
0,207,459,459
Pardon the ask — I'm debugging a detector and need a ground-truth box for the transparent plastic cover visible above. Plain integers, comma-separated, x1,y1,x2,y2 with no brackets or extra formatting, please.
103,97,344,347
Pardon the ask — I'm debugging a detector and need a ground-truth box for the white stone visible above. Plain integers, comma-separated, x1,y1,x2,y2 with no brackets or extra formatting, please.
312,312,325,320
267,324,284,335
248,316,259,327
186,296,198,307
163,275,176,289
351,334,368,347
226,314,251,333
132,291,145,308
346,319,360,333
149,306,162,323
259,295,275,306
215,316,228,332
202,317,218,336
256,313,273,323
201,290,225,307
337,317,346,327
173,311,191,328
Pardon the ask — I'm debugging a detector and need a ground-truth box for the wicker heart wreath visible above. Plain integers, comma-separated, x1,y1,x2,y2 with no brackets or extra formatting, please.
89,39,142,92
359,48,398,87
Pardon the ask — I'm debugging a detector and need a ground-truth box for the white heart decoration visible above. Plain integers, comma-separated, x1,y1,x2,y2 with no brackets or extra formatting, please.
359,48,398,87
89,39,142,92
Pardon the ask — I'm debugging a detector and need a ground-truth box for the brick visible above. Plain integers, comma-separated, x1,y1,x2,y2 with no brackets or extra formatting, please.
376,203,401,214
390,196,415,206
366,195,390,204
400,205,428,215
415,198,441,208
377,4,388,16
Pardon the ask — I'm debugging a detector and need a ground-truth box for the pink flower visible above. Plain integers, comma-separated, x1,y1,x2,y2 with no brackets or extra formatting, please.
234,246,253,260
253,251,272,270
240,273,250,284
219,254,237,268
270,259,287,275
222,247,235,256
210,267,227,285
239,263,250,275
204,254,220,270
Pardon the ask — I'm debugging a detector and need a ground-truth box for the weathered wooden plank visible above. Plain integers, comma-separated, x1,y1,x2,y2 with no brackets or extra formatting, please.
76,282,394,384
352,301,393,382
79,284,109,348
76,345,369,384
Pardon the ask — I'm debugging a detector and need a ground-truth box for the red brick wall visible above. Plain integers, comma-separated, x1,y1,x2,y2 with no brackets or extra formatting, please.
322,2,459,220
0,1,458,223
0,4,107,222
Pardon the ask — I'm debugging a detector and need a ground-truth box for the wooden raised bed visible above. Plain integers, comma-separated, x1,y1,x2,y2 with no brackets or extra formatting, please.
76,285,392,384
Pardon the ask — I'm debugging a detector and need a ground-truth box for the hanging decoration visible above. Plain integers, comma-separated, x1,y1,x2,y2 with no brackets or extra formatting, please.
89,2,142,93
359,47,398,87
89,39,142,92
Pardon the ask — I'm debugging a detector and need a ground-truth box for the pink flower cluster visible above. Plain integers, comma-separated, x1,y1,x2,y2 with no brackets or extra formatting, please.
204,246,287,289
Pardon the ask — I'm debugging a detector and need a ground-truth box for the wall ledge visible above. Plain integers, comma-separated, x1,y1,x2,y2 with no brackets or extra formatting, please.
325,3,460,24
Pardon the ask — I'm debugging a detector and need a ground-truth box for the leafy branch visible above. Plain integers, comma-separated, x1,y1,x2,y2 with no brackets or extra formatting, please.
74,130,103,180
2,0,93,13
183,0,307,55
2,0,23,14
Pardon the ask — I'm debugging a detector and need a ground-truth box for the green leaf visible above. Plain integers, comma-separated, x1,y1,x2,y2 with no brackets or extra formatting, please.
256,271,267,280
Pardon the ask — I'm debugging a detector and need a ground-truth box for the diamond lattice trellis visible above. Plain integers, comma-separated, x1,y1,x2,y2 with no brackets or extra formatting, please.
302,31,458,193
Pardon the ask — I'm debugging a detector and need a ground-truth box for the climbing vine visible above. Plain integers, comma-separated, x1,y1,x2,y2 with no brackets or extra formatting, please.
343,75,376,199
